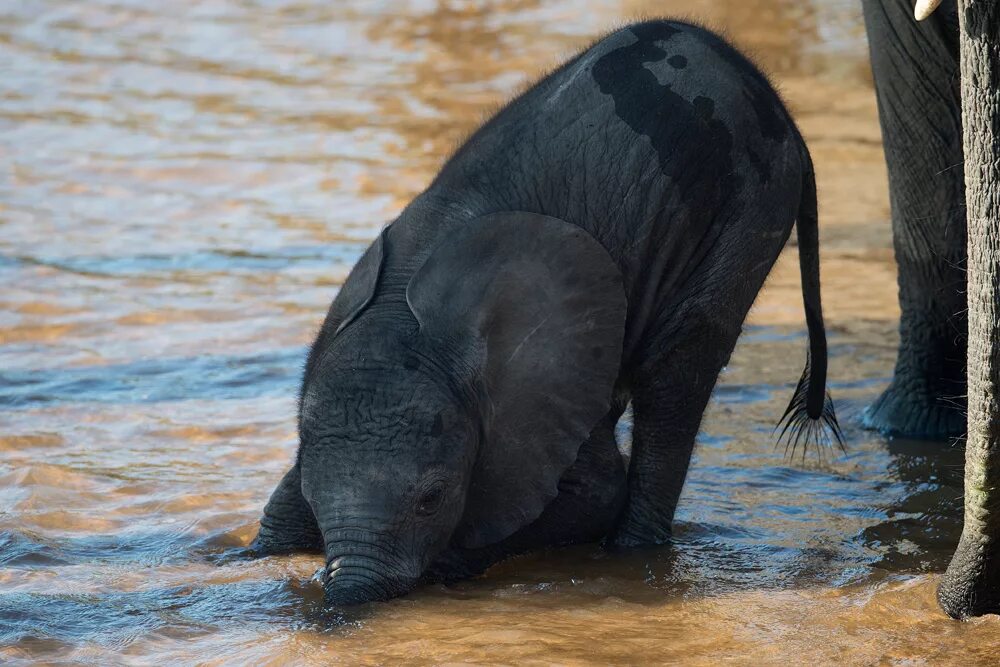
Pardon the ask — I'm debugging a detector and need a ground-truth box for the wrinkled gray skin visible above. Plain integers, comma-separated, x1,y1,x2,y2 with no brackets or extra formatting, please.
864,0,1000,618
936,0,1000,620
250,20,838,606
861,0,968,439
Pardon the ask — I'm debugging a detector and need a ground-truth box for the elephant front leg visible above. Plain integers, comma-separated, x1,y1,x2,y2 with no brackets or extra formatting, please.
610,316,736,548
425,411,628,582
861,0,968,440
524,410,628,547
251,464,323,555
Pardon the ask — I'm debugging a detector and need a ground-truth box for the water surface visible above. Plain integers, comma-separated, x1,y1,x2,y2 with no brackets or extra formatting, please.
3,0,999,664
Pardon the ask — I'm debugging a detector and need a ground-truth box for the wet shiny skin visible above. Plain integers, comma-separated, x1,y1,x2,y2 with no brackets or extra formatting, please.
2,0,999,664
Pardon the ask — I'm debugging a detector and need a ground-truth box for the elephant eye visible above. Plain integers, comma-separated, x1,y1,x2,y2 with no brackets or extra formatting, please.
416,482,446,516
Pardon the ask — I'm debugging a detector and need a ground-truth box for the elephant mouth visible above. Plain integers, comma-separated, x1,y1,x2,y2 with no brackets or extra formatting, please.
323,556,415,606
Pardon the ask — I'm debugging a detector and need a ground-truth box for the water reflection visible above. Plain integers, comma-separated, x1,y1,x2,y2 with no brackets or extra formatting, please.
862,437,965,573
3,0,998,664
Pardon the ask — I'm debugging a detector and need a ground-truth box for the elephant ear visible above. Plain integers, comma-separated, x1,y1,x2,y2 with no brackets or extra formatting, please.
302,229,386,383
333,229,386,335
406,212,626,548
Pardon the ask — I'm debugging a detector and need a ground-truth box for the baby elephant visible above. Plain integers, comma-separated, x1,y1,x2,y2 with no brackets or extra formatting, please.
252,19,840,605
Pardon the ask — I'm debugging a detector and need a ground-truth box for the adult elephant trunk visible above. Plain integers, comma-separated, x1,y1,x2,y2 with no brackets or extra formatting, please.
938,0,1000,619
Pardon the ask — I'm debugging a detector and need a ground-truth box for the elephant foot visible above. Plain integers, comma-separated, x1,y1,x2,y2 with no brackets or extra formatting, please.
248,522,323,557
938,532,1000,619
606,512,673,550
247,533,294,557
862,384,965,440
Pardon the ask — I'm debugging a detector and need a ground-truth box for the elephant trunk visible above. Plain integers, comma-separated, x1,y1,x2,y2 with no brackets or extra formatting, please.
320,527,420,606
324,556,410,606
938,0,1000,619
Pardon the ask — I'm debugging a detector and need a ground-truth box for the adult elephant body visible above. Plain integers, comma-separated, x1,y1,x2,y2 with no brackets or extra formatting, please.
251,20,838,605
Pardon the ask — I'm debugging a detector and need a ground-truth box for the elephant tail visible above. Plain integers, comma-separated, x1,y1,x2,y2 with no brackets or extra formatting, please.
776,156,845,457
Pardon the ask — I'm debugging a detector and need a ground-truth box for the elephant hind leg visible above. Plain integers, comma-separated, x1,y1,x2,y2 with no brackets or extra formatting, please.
609,307,742,548
608,204,790,548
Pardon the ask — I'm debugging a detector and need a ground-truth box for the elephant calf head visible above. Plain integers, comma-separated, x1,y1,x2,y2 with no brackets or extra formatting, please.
294,212,627,605
298,326,480,604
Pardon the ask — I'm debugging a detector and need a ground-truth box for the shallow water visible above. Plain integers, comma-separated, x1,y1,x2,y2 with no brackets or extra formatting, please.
2,0,999,664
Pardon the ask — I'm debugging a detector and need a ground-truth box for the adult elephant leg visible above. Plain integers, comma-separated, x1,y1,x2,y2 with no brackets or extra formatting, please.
938,0,1000,619
250,464,323,555
861,0,967,439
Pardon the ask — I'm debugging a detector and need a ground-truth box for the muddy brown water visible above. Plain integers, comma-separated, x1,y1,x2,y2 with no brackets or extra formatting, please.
2,0,999,664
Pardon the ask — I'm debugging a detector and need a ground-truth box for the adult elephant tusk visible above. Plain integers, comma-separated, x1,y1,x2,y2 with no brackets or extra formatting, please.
914,0,944,20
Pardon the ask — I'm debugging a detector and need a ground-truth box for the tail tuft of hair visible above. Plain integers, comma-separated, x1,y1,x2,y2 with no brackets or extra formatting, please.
776,361,845,461
777,150,844,462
